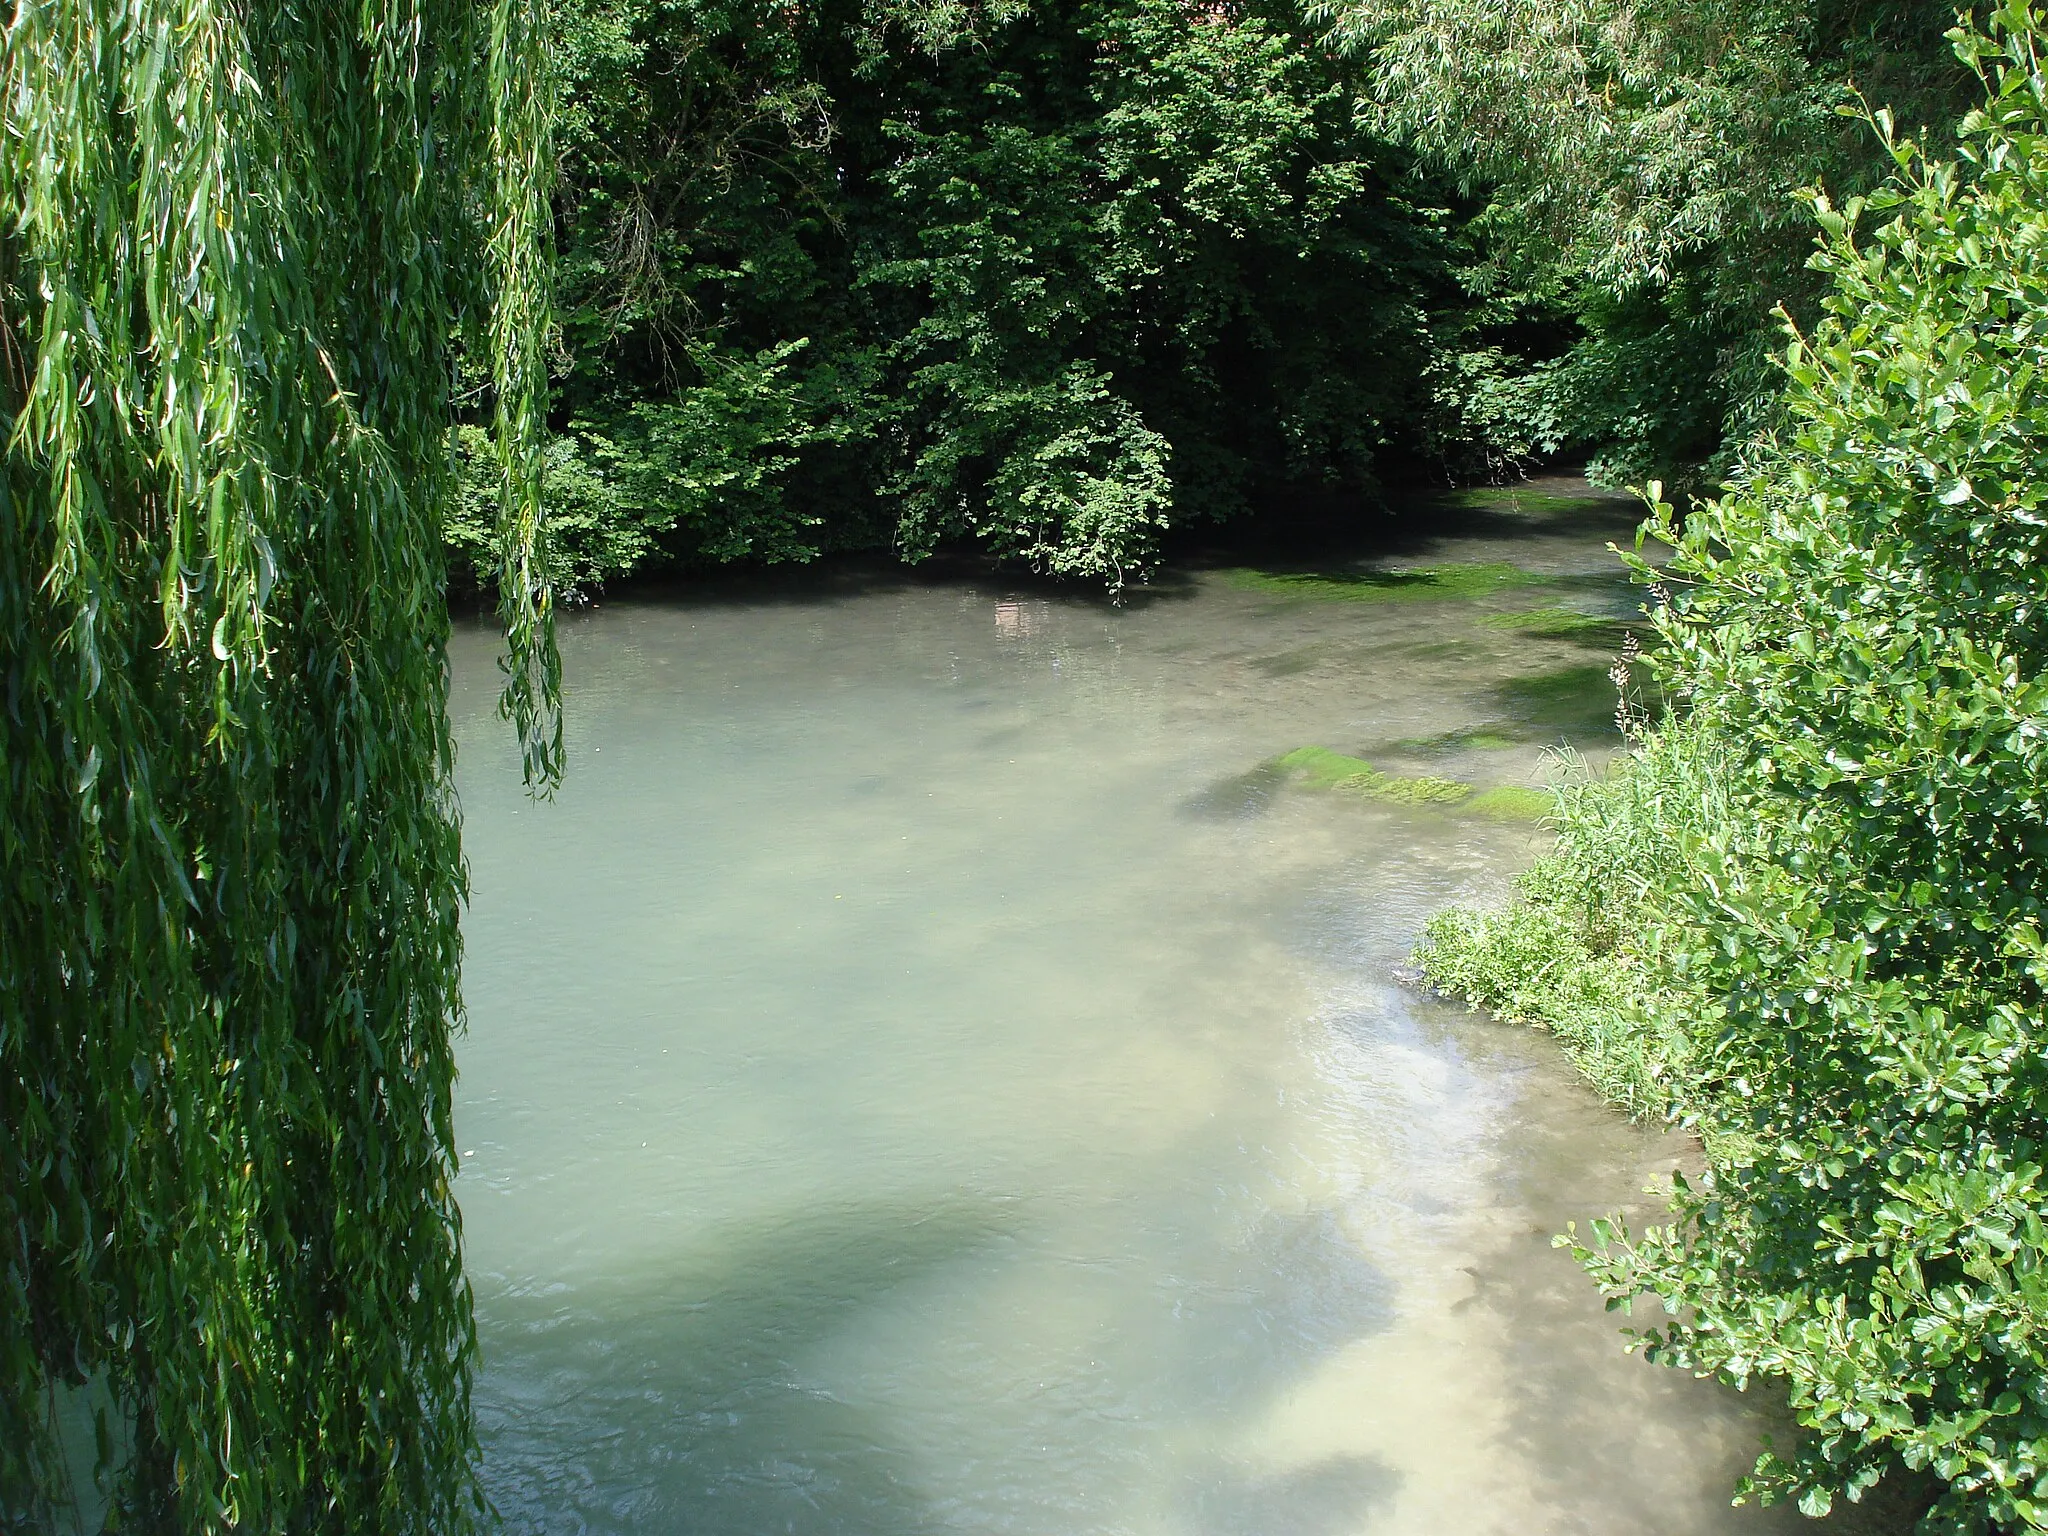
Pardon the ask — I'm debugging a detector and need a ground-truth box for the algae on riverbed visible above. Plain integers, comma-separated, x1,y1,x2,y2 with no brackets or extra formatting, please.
1275,747,1472,804
1482,607,1642,648
1400,726,1521,754
1272,747,1551,820
1464,785,1553,821
1223,562,1545,604
1438,487,1621,516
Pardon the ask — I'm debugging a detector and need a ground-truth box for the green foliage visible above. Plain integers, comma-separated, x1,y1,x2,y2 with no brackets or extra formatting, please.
451,340,844,592
497,0,1991,584
1418,727,1727,1117
1314,0,1977,486
521,0,1477,590
1427,11,2048,1523
0,0,558,1527
1566,14,2048,1521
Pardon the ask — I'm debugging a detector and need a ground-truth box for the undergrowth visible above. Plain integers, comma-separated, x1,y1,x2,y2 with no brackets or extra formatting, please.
1416,725,1725,1119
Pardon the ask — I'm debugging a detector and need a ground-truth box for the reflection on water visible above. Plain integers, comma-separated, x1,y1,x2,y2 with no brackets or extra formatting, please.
449,486,1844,1534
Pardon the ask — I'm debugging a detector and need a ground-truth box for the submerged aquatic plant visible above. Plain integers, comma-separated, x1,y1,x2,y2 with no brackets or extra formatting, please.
1222,561,1546,602
1481,605,1642,646
1272,746,1550,818
1463,785,1553,820
1436,487,1619,516
1276,745,1474,802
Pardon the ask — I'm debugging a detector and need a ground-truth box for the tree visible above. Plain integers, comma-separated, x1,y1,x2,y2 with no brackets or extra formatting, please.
0,1,558,1528
1314,0,1976,485
473,0,1475,594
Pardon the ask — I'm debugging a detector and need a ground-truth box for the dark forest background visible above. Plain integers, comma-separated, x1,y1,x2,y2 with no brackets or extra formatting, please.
449,0,1974,592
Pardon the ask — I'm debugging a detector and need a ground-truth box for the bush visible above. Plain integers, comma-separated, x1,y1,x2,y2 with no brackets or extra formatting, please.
1426,8,2048,1524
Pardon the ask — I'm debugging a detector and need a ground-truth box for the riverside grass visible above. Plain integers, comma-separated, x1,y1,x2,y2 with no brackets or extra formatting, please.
1416,729,1721,1120
1421,12,2048,1524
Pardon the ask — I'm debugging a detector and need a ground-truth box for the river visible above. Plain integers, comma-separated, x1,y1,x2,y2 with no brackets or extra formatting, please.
447,480,1849,1535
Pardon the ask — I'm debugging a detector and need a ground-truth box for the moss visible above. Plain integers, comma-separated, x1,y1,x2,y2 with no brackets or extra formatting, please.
1272,747,1561,822
1222,562,1546,604
1274,745,1383,789
1401,726,1522,753
1438,488,1617,515
1464,785,1554,821
1274,746,1474,805
1374,774,1478,806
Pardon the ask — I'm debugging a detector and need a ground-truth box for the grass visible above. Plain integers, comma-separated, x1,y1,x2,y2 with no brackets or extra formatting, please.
1413,726,1727,1121
1222,562,1547,604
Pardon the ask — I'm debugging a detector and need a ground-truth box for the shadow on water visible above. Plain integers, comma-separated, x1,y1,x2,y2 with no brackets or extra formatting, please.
476,1197,1012,1536
476,1187,1402,1536
1180,761,1290,821
1486,664,1627,744
1399,661,1641,756
1170,477,1644,571
1181,1454,1401,1536
546,550,1204,621
1178,657,1625,819
462,477,1641,633
1410,1001,1929,1535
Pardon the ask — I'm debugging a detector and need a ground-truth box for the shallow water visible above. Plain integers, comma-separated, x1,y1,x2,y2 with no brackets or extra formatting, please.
450,484,1840,1535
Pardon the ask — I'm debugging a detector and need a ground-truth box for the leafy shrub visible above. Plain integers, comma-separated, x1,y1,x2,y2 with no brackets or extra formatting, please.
1575,11,2048,1521
449,341,840,595
1431,9,2048,1525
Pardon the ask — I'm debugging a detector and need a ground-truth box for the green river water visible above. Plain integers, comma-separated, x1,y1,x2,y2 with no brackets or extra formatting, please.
447,482,1841,1535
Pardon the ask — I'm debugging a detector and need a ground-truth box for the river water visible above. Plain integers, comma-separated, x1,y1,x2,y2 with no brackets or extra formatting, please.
448,483,1840,1535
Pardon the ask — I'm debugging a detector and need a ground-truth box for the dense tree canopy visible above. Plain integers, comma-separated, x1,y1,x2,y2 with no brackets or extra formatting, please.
1319,0,1976,484
454,0,1515,592
445,0,1986,595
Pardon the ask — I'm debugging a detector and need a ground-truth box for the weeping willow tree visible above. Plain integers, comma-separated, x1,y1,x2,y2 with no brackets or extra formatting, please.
0,0,559,1528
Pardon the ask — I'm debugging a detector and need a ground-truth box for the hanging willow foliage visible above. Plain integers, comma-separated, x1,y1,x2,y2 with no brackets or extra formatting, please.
0,0,560,1528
